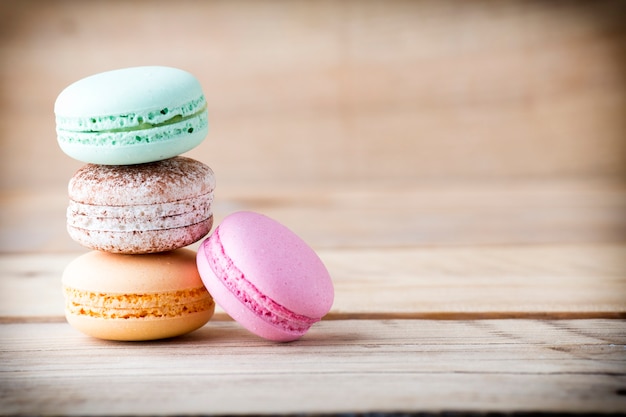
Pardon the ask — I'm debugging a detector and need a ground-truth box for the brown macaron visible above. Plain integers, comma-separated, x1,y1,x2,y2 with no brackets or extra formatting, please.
67,156,215,254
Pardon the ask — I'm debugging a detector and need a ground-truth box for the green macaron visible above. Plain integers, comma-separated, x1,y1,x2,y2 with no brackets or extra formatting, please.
54,66,208,165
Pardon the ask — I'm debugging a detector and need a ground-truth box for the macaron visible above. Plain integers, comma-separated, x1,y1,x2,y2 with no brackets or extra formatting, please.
196,211,334,342
67,156,215,254
62,249,215,341
54,66,208,165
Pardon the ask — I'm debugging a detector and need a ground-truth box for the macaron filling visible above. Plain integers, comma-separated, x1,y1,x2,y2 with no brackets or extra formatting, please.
64,286,214,320
56,96,207,132
56,107,208,147
204,227,319,334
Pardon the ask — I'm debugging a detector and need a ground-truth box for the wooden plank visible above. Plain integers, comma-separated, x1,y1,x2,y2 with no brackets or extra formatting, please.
1,319,624,415
326,243,626,318
2,244,624,319
2,179,625,253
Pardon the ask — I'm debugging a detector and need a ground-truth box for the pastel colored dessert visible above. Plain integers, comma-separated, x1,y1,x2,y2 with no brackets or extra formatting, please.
54,66,208,165
62,249,215,341
67,156,215,254
196,211,334,342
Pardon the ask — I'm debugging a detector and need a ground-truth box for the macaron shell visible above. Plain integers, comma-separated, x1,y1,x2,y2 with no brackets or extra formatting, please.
55,66,203,117
68,157,215,205
216,212,334,319
62,249,203,292
65,310,214,342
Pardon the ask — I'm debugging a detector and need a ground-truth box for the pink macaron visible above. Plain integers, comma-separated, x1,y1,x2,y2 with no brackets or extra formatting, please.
196,211,334,342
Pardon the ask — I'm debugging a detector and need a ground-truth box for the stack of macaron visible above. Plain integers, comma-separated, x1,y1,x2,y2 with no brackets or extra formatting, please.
55,66,334,343
55,66,216,341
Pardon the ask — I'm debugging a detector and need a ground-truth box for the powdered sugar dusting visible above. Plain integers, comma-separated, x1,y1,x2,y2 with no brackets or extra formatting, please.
68,156,215,206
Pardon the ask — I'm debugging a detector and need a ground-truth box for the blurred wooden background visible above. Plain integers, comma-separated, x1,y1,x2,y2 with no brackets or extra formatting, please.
2,0,626,186
1,0,626,253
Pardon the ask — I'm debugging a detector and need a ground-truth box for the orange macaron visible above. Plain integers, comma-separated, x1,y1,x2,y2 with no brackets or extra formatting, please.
62,248,214,341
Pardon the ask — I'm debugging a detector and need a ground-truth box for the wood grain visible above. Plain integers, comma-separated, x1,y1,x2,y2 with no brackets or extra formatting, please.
1,320,625,415
2,244,624,320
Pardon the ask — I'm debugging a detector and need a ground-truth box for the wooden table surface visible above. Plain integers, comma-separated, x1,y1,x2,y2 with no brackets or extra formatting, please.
1,1,626,415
